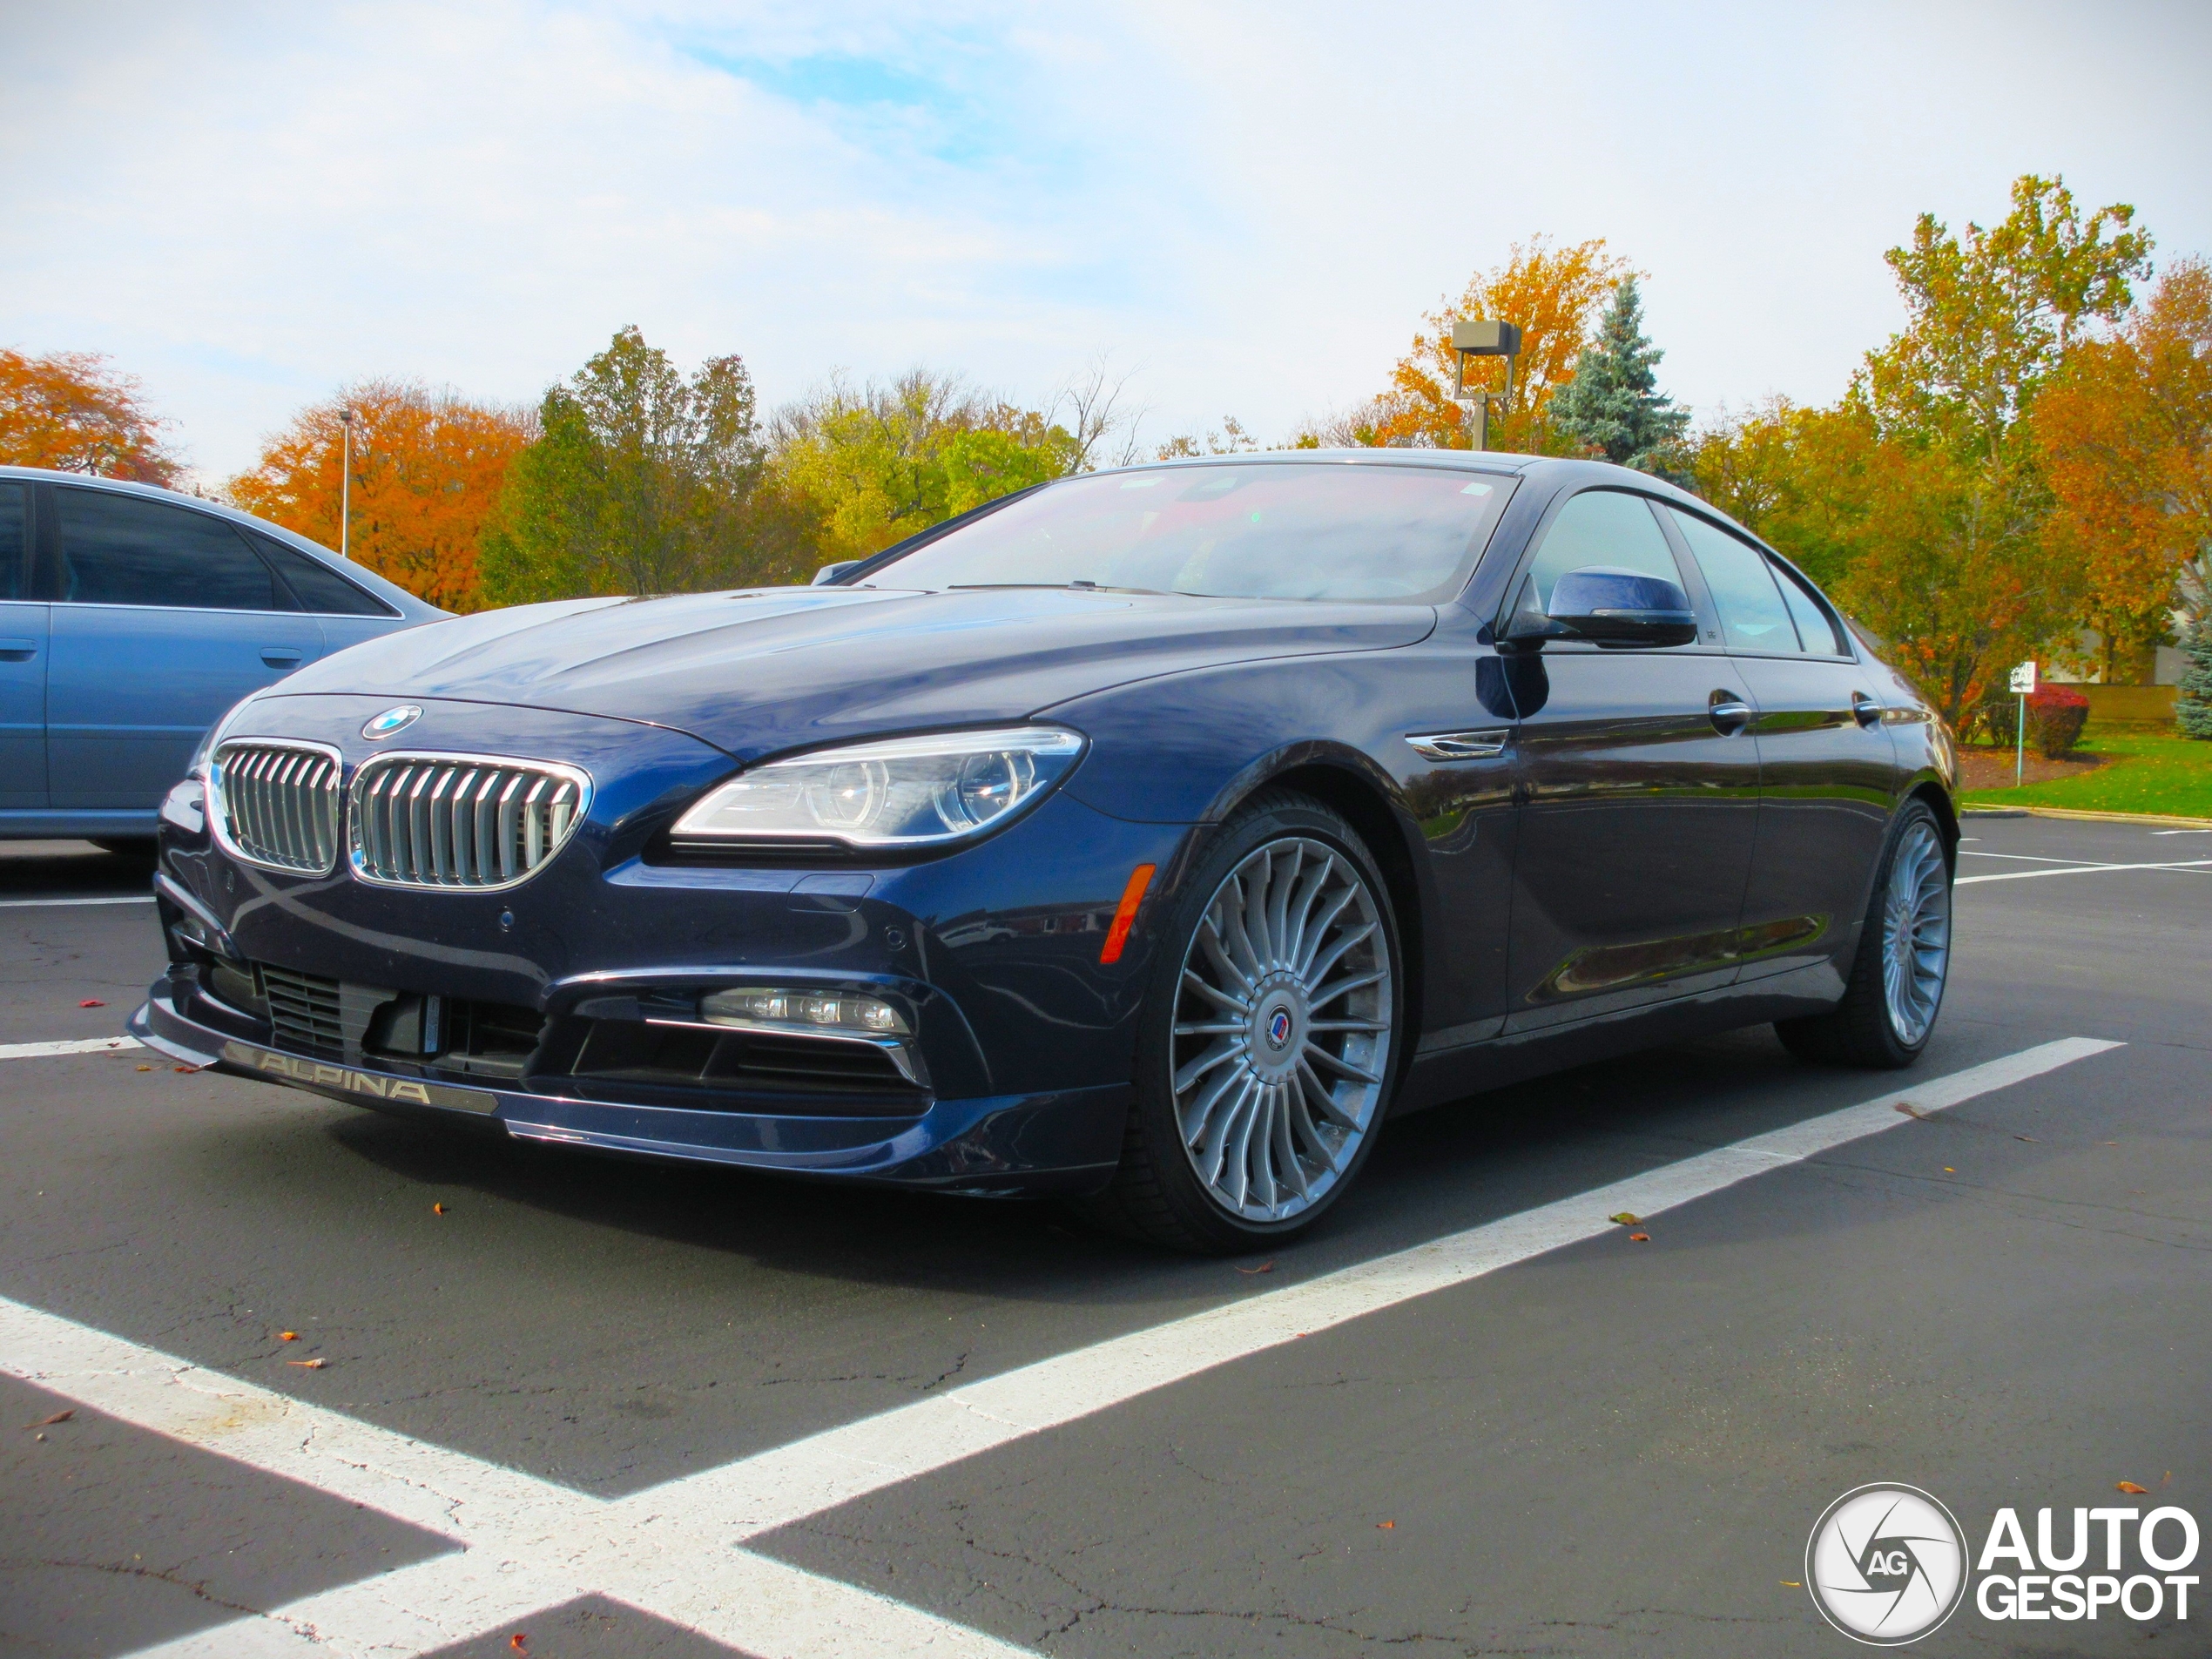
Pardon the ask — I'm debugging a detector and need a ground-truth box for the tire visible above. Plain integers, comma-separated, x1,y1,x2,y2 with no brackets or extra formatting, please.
1079,789,1406,1253
1776,799,1953,1069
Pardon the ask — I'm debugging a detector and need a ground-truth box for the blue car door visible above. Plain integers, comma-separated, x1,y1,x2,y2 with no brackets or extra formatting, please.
44,484,326,812
0,481,45,808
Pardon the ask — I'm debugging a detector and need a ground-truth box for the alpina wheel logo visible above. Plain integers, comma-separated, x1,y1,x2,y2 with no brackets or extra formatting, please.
1265,1009,1293,1049
361,705,421,740
1806,1484,1969,1645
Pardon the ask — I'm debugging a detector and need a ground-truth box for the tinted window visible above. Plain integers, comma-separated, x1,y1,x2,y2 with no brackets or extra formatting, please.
1669,508,1797,652
56,489,293,611
0,484,24,600
1772,559,1849,655
870,463,1517,604
253,534,398,616
1524,490,1686,610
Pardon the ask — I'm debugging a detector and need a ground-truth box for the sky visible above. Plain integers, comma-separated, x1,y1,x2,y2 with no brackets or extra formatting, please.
4,0,2209,483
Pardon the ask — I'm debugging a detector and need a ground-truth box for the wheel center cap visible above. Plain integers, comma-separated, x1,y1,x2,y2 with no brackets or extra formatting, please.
1265,1009,1293,1050
1248,977,1306,1082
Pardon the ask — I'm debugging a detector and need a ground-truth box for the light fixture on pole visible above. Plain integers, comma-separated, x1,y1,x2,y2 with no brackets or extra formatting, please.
1450,320,1522,452
338,406,355,562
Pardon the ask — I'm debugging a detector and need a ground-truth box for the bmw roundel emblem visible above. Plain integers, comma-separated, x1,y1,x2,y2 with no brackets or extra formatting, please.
1265,1009,1293,1050
361,705,421,740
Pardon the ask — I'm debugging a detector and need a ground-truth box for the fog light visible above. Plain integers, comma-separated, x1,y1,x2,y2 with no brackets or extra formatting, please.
700,987,910,1037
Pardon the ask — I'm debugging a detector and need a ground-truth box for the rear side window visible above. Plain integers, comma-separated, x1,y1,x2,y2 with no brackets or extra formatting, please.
253,534,399,617
1523,490,1687,610
1668,509,1798,652
55,489,294,611
0,483,25,600
1771,559,1849,655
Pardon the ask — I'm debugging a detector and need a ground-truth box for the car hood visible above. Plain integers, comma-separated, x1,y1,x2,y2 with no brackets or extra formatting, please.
264,585,1436,760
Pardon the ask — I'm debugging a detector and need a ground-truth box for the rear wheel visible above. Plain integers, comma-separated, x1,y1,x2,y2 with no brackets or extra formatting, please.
1081,792,1403,1253
1777,799,1952,1069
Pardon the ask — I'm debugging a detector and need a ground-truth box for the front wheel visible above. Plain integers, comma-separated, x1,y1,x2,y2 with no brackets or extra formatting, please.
1081,791,1404,1253
1777,799,1953,1069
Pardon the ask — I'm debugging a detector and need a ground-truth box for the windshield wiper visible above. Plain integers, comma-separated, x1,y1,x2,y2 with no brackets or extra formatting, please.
946,582,1174,597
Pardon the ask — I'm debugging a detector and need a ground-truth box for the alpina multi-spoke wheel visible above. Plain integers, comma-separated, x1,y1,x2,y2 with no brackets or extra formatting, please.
1083,791,1402,1252
1777,799,1953,1069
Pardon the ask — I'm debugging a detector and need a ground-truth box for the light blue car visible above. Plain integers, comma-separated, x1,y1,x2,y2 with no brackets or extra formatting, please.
0,466,443,844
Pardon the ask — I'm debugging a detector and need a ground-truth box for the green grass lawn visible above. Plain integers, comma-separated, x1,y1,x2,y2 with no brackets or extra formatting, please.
1959,730,2212,819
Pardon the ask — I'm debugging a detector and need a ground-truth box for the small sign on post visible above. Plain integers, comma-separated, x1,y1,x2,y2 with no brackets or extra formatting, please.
2008,661,2037,786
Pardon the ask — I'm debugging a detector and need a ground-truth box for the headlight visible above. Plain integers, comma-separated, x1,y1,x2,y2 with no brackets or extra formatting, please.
671,726,1085,849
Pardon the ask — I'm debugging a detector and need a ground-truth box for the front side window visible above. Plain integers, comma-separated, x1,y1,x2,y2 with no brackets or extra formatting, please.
56,489,293,611
864,462,1518,604
1521,489,1688,610
1669,508,1799,653
0,483,25,600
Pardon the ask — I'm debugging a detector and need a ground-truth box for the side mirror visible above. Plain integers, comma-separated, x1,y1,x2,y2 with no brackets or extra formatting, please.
1506,565,1697,649
811,561,861,586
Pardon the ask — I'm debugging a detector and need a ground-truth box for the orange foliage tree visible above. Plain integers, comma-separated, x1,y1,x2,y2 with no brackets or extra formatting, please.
2033,256,2212,678
230,381,532,613
1312,237,1628,451
0,348,178,483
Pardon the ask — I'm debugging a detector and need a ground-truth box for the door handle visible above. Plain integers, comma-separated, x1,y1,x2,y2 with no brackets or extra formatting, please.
1709,692,1753,735
1851,691,1883,729
0,638,36,662
260,647,304,669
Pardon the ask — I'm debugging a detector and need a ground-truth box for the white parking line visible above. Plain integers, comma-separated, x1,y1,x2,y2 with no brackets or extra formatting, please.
0,1035,142,1060
0,894,156,908
1956,858,2212,886
2152,828,2212,836
1,1037,2119,1659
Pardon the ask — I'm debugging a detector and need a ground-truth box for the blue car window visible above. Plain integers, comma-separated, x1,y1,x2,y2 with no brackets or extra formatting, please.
1523,490,1685,610
253,534,399,617
1668,507,1801,652
0,483,24,599
864,462,1518,604
55,489,294,612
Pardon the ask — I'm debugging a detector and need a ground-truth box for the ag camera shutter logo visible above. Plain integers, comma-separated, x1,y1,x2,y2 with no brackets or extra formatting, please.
1805,1485,1968,1645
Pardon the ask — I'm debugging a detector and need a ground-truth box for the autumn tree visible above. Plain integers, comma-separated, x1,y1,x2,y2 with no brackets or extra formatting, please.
766,369,1081,567
229,381,531,612
1312,236,1627,451
2032,256,2212,680
1546,277,1690,478
482,327,777,603
0,349,178,483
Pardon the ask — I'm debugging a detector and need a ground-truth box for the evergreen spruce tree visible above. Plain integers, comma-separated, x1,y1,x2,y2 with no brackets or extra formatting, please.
2178,610,2212,740
1548,276,1691,479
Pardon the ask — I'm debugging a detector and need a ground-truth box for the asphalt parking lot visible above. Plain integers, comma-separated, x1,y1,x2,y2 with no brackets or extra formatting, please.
3,815,2209,1659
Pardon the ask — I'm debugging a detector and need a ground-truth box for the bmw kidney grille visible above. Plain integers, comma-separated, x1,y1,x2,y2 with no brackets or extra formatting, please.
212,741,344,875
349,755,590,889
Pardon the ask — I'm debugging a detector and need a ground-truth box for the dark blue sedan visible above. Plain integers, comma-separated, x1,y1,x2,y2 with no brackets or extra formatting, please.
0,467,437,844
132,452,1959,1251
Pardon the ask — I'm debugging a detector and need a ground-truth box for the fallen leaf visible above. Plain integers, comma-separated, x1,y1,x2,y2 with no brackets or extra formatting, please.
1629,1232,1650,1243
1235,1260,1274,1275
78,998,106,1008
1609,1212,1641,1225
135,1063,153,1072
2102,1141,2119,1147
432,1203,447,1216
1894,1102,1929,1119
1943,1167,1956,1174
279,1332,299,1341
287,1358,329,1370
2162,1472,2175,1487
173,1065,192,1073
1781,1580,1802,1588
28,1410,73,1427
510,1636,529,1653
1376,1521,1394,1530
2117,1480,2149,1494
2015,1135,2040,1143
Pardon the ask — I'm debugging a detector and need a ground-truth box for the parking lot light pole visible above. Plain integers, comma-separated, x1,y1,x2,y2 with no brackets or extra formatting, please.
1451,320,1522,451
338,406,354,561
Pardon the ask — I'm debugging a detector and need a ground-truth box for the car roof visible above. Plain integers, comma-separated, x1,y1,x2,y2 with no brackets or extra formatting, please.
1085,448,1716,508
0,464,446,619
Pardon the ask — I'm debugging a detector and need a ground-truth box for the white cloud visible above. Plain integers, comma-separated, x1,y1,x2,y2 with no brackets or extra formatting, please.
3,0,2206,478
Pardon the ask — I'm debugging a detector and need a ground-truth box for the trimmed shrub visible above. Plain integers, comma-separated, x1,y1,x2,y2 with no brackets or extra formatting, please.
2027,685,2091,758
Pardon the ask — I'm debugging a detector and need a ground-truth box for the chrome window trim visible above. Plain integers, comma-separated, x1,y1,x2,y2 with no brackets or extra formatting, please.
208,738,346,876
346,751,593,893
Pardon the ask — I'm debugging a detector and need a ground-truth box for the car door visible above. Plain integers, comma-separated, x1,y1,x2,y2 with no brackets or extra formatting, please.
0,481,45,809
239,529,409,655
44,484,326,811
1662,506,1896,985
1500,488,1762,1031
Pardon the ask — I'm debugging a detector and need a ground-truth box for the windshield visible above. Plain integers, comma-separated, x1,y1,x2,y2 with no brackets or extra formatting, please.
859,462,1519,604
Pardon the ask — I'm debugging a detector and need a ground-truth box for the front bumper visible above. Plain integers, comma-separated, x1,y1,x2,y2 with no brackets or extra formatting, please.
131,978,1129,1194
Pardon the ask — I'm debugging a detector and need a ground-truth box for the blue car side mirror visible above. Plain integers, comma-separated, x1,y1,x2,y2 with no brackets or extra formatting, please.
1505,566,1698,650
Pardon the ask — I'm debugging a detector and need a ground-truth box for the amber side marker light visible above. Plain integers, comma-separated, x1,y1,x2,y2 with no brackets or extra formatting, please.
1099,864,1157,963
